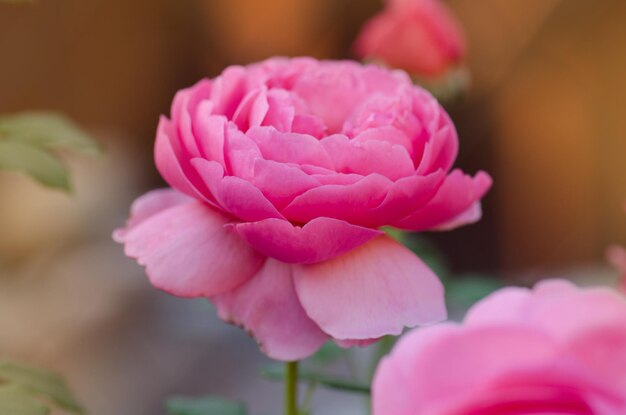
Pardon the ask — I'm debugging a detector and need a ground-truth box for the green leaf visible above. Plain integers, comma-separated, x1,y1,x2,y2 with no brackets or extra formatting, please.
446,273,502,310
260,365,370,395
309,341,343,365
0,361,85,414
402,234,450,278
0,112,100,155
0,386,49,415
165,395,246,415
0,140,70,190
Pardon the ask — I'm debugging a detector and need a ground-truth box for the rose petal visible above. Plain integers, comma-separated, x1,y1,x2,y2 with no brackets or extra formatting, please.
212,259,329,361
321,134,415,181
392,169,492,231
154,117,207,199
112,189,193,241
247,126,334,169
119,201,264,297
192,158,285,221
281,173,392,226
252,159,321,210
293,235,446,339
234,217,382,264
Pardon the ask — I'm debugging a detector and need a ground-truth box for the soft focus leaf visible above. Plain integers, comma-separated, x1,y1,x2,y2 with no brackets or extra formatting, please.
0,140,70,190
0,112,100,155
260,365,370,395
0,386,49,415
165,395,246,415
309,341,343,365
402,234,450,278
0,361,85,414
446,273,502,310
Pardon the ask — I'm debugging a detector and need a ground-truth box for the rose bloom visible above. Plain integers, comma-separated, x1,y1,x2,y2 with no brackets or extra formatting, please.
114,57,491,361
607,245,626,291
373,279,626,415
355,0,466,79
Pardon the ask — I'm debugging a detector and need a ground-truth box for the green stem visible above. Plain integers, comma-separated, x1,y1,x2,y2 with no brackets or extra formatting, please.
285,361,299,415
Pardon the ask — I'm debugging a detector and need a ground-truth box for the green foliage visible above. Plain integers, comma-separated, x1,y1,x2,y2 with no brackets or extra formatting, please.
0,360,85,415
308,341,343,366
260,365,370,395
446,273,502,310
165,395,246,415
0,111,100,191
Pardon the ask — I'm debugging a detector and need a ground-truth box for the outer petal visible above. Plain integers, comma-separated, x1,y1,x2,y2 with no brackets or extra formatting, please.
212,259,329,361
234,217,382,264
293,235,446,339
392,169,492,231
112,188,193,241
372,324,563,415
154,117,204,199
118,201,264,297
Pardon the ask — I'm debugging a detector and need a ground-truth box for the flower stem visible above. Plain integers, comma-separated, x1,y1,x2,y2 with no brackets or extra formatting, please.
285,361,299,415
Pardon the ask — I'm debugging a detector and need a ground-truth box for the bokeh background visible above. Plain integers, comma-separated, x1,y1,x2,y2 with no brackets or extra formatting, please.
1,0,625,414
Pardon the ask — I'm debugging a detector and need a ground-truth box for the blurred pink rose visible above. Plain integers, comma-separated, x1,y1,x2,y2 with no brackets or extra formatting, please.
373,279,626,415
355,0,466,78
607,245,626,290
114,57,490,361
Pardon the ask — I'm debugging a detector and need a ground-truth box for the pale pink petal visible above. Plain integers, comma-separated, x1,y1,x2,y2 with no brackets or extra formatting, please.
251,159,321,210
321,134,415,181
392,169,492,231
281,174,392,226
247,126,334,169
119,201,264,297
293,236,446,339
113,189,192,241
212,259,329,361
192,159,285,221
234,217,382,264
373,324,562,415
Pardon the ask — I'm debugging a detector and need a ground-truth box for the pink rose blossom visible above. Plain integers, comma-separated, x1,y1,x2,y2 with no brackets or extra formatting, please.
607,245,626,291
114,57,490,361
373,279,626,415
355,0,466,78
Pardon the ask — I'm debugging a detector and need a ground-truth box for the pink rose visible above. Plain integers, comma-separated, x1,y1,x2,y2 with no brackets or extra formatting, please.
114,57,490,361
355,0,466,78
608,245,626,291
373,279,626,415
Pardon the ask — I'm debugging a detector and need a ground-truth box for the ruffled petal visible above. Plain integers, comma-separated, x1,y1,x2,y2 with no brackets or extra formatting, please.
154,117,207,200
192,159,285,221
293,236,446,339
251,159,321,210
112,189,192,241
247,126,334,169
234,217,382,264
392,169,492,231
117,201,264,297
281,173,392,226
320,134,415,181
212,259,329,361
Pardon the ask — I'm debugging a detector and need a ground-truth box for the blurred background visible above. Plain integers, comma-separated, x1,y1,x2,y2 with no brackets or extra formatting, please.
0,0,625,413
